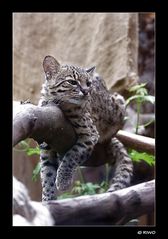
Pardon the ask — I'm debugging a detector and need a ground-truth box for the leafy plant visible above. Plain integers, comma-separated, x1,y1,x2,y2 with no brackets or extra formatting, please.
126,83,155,134
26,146,40,156
57,180,109,199
125,83,155,165
72,181,100,195
128,149,155,166
14,140,41,181
14,140,40,155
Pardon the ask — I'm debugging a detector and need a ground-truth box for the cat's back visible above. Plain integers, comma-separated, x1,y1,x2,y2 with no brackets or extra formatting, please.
91,73,108,93
90,73,126,143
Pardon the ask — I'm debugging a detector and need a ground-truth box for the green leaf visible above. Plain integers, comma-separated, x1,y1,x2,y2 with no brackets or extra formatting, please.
83,183,100,195
19,140,30,149
26,147,40,156
126,95,155,106
99,181,109,192
126,95,144,106
72,185,82,194
128,83,147,92
32,162,41,181
14,140,30,152
136,87,148,96
142,95,155,104
129,149,155,166
71,182,101,196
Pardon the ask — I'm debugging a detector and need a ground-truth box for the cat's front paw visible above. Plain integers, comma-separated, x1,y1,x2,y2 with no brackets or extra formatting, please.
107,182,130,192
107,183,123,193
112,92,125,105
56,173,73,191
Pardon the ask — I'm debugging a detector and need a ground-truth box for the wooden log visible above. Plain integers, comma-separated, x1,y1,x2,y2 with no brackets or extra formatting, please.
13,101,155,168
46,180,155,225
13,102,76,154
117,130,155,154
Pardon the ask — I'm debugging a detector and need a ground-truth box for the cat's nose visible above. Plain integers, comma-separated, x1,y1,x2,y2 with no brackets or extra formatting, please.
81,88,89,96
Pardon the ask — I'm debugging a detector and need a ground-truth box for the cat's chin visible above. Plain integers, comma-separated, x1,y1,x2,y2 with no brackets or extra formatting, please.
66,98,84,105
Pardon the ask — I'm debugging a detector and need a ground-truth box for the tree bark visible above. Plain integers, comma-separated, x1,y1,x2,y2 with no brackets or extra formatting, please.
13,102,76,154
13,101,155,168
117,130,155,154
46,180,155,225
13,103,155,226
13,177,155,226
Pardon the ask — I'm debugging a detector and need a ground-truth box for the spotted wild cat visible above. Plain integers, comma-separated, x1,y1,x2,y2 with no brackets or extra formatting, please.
38,56,133,201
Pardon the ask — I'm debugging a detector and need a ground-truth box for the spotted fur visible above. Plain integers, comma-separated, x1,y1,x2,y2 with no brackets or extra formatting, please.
39,55,133,201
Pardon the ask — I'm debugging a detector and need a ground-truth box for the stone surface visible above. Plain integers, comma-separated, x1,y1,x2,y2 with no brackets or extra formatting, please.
13,13,138,103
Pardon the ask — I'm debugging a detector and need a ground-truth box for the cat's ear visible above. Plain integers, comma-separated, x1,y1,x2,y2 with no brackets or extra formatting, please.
43,56,60,80
86,66,96,76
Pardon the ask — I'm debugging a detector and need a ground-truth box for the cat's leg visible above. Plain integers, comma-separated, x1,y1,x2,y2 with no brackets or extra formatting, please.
106,137,133,192
56,120,99,191
40,143,59,202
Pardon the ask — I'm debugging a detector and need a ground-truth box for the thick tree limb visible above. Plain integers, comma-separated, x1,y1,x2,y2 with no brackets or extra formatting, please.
13,101,155,167
13,104,155,225
13,177,154,226
117,130,155,154
13,177,54,226
13,102,76,154
46,180,155,225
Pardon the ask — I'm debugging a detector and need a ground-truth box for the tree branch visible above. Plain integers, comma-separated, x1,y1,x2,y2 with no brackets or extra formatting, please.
46,179,155,225
13,102,76,154
117,130,155,154
13,103,155,225
13,177,155,226
13,101,155,167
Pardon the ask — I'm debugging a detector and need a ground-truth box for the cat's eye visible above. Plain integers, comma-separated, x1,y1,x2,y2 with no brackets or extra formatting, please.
67,80,78,85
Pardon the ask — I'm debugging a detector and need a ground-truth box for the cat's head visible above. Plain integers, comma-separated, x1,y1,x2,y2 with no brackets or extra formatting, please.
42,55,95,106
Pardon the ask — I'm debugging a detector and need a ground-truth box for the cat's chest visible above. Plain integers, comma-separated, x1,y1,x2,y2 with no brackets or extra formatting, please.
63,101,91,123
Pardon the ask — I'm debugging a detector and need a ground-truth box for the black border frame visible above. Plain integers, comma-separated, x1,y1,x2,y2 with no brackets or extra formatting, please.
0,1,162,237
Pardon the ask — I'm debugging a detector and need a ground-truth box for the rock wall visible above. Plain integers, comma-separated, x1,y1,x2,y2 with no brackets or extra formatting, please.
13,13,138,104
